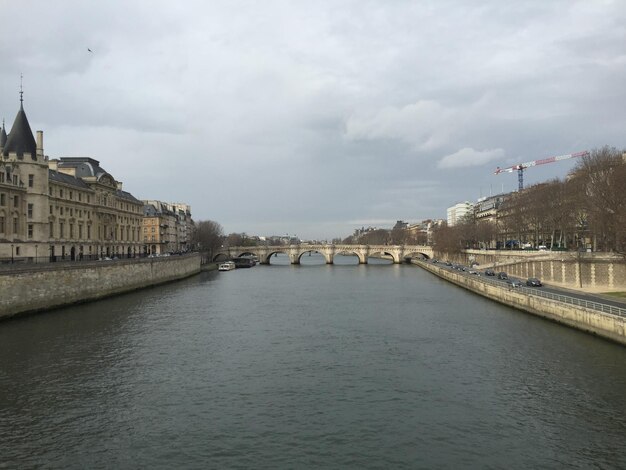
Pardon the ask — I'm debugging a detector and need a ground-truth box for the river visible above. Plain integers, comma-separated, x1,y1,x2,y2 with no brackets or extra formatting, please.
1,254,625,469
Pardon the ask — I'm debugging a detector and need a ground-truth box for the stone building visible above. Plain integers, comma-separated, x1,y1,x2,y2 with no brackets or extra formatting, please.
0,95,144,262
141,200,193,254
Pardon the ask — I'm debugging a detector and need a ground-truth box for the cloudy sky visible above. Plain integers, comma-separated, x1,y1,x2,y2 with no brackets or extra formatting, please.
1,1,624,239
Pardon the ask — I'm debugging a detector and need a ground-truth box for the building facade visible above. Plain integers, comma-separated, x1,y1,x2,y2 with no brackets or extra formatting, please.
0,96,144,262
141,201,193,255
446,201,474,226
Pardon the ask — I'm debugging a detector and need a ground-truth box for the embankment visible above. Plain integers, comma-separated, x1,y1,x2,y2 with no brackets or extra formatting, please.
413,260,626,346
438,250,626,292
0,254,201,320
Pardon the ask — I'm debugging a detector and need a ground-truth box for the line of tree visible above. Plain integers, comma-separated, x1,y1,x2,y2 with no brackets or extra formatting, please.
433,146,626,255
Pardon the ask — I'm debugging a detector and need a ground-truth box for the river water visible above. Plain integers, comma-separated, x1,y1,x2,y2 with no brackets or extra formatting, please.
1,255,625,469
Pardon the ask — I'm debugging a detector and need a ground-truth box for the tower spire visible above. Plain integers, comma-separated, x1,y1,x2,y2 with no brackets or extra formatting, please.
20,73,24,105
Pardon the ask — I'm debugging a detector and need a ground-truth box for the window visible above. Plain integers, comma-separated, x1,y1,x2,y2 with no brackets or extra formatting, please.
15,247,20,256
49,187,53,196
69,191,73,200
60,222,64,238
79,225,83,238
0,193,5,206
87,225,91,239
78,193,82,202
13,195,18,208
69,224,74,238
69,208,73,217
0,216,4,233
60,189,64,198
28,224,33,238
13,217,18,233
28,203,33,218
28,174,34,187
49,222,54,237
60,207,64,215
50,205,53,215
87,195,90,203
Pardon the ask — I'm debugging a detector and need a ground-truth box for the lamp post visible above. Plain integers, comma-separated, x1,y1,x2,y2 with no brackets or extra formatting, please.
35,244,38,263
11,244,14,263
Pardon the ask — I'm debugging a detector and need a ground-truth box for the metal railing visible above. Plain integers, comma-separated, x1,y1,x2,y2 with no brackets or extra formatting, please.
418,260,626,319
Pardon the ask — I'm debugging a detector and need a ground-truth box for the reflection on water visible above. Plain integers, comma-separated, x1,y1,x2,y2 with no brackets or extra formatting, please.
1,263,625,468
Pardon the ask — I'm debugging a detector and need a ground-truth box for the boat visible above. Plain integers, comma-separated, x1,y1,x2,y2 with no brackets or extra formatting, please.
218,261,236,271
234,257,256,268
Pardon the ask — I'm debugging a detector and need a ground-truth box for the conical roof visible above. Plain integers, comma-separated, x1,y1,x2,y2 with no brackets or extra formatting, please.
0,122,7,148
3,103,37,159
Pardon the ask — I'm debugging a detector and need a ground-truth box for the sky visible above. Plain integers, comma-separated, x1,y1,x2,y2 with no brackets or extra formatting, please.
1,0,625,240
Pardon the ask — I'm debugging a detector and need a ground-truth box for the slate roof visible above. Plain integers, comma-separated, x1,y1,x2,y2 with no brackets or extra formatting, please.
0,123,7,148
143,204,159,216
116,189,142,204
58,157,108,179
48,169,92,190
3,103,37,159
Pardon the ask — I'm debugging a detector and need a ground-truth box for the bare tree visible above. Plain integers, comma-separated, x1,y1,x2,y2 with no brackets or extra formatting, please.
192,220,224,261
359,229,390,245
572,146,626,252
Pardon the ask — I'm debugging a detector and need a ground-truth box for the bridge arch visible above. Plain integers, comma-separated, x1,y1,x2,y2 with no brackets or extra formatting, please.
404,251,431,262
368,251,397,264
297,249,330,264
213,252,230,262
335,250,365,264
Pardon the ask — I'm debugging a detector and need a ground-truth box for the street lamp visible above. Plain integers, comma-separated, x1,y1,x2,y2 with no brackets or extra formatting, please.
35,244,38,263
11,244,14,263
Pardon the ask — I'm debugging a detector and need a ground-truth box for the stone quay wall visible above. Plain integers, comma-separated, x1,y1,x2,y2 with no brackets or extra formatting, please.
0,254,201,320
435,250,626,292
413,259,626,346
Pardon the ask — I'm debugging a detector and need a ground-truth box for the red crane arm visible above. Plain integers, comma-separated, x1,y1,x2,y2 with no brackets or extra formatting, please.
494,151,589,175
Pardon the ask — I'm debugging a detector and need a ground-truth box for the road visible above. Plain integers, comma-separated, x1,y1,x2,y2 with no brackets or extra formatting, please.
429,260,626,316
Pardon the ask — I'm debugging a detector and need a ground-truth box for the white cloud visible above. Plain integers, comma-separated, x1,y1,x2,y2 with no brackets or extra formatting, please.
438,148,505,169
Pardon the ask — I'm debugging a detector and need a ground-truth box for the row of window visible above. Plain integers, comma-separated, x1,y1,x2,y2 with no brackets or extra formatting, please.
48,222,142,242
49,186,142,215
0,216,19,234
50,186,91,204
0,193,20,208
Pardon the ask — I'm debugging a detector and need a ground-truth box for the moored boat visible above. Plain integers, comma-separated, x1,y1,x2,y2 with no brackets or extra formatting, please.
234,257,256,268
218,261,236,271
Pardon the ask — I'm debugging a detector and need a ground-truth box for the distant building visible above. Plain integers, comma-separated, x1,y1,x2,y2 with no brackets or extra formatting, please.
475,194,508,224
141,200,193,254
446,202,474,226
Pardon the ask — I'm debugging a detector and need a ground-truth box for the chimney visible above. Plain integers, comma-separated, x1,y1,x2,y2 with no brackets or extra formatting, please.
36,131,44,159
117,181,123,190
48,159,58,171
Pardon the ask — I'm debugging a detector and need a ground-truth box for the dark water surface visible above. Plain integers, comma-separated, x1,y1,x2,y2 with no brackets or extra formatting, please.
1,256,625,469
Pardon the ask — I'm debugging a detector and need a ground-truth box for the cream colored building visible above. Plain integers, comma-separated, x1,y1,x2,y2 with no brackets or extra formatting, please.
142,200,193,254
0,96,144,262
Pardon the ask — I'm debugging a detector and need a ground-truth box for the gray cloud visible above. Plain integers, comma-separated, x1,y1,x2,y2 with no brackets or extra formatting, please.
1,0,624,239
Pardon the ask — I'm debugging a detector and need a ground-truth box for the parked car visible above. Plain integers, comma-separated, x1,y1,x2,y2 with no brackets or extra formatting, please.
484,269,495,276
497,272,508,280
507,279,523,288
526,277,542,287
468,269,480,275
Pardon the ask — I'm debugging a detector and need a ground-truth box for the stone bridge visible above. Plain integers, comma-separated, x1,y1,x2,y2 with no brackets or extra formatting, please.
215,244,434,265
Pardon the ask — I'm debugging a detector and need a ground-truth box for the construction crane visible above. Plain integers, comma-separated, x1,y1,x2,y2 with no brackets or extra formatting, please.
494,150,590,191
